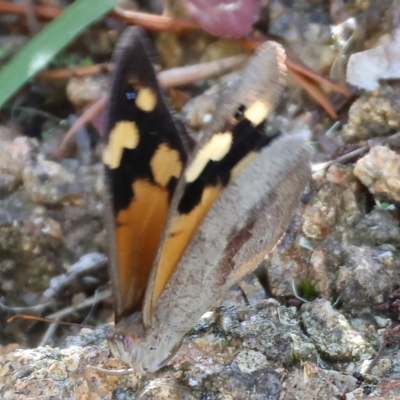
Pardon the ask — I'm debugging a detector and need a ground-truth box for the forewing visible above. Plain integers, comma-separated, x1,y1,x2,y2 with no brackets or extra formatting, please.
142,41,287,324
103,27,187,322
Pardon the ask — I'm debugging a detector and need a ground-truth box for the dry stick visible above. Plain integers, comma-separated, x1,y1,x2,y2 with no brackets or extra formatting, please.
287,68,337,119
285,57,351,97
1,1,351,145
312,131,400,172
0,301,49,313
56,93,109,158
24,0,40,34
42,253,107,302
112,3,200,32
363,342,387,375
312,146,369,172
364,325,400,375
291,279,310,303
157,54,248,88
37,289,112,346
13,106,62,123
5,254,106,312
39,322,58,347
0,1,61,20
45,289,111,321
7,314,93,327
7,289,112,347
36,63,114,80
7,253,108,345
39,53,246,85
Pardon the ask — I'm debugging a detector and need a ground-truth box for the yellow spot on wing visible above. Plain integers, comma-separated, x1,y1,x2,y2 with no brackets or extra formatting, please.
244,100,270,126
185,132,233,183
150,143,183,187
103,121,140,169
136,87,157,112
150,185,222,312
116,180,169,313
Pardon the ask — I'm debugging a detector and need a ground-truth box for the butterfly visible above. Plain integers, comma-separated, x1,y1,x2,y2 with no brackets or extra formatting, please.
102,26,312,373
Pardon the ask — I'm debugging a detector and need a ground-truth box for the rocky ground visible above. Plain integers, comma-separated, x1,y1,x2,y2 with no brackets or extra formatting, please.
1,0,400,399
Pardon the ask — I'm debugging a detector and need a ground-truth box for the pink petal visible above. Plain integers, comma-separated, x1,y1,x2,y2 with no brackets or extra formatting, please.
183,0,261,38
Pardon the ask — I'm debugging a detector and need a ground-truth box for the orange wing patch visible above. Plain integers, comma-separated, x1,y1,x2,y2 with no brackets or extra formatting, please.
115,144,184,315
150,184,223,312
116,179,169,313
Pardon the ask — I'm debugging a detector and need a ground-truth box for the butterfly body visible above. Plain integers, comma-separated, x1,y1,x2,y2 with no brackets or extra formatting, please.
103,27,312,373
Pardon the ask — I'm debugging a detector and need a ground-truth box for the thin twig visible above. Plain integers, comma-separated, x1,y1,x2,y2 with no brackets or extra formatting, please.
364,325,400,374
45,289,111,321
13,106,62,123
39,322,59,347
291,279,309,303
157,54,248,88
312,146,368,172
36,63,114,80
313,130,400,172
42,253,107,302
56,94,108,158
24,0,39,35
38,289,111,346
286,57,351,97
332,294,342,307
112,3,199,32
287,68,337,119
0,301,49,313
0,1,61,20
364,342,387,375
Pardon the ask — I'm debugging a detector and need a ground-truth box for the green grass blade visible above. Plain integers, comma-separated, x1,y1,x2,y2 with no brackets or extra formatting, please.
0,0,121,109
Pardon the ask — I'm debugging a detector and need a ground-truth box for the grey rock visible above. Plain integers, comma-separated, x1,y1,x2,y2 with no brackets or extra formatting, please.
354,146,400,203
301,299,374,361
337,245,395,310
22,158,82,205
